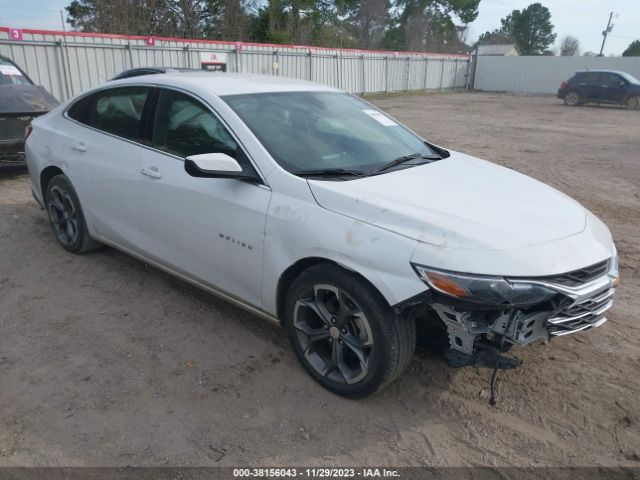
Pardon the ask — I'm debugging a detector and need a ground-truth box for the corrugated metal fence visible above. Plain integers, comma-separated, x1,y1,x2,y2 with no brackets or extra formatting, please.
474,55,640,94
0,27,470,101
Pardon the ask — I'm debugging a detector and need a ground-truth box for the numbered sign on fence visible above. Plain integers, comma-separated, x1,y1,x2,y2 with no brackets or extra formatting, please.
9,28,23,41
145,36,155,46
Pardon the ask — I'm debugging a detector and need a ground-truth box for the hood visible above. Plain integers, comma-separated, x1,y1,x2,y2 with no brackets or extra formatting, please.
0,84,59,115
307,151,587,251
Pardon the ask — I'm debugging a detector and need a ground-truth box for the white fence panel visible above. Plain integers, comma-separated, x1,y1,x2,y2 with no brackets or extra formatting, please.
475,56,640,94
0,27,469,100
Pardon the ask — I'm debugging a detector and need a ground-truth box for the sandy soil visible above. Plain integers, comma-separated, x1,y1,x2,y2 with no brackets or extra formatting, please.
0,93,638,467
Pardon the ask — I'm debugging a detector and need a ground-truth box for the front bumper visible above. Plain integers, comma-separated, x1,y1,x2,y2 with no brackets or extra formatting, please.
405,259,617,359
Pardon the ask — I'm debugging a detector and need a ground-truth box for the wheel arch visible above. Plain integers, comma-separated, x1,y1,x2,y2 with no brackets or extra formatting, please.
275,257,391,325
40,165,65,199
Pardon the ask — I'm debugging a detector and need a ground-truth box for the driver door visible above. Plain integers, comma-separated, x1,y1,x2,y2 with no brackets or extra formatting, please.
599,73,626,104
137,88,271,308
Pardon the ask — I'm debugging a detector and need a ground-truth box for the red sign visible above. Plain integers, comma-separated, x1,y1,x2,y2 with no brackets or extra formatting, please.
8,28,23,41
145,36,155,46
235,41,243,52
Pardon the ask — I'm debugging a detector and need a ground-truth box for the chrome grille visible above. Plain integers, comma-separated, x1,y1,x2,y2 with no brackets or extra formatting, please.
547,287,614,336
539,260,610,287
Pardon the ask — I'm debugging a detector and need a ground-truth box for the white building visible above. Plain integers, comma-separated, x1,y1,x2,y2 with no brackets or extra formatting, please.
477,44,519,56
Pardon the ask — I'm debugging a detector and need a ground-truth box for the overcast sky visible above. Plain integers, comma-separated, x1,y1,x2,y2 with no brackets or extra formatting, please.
0,0,638,56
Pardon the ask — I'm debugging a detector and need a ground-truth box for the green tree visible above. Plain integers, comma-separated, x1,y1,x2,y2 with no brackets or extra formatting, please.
64,0,485,50
65,0,223,37
622,40,640,57
257,0,343,46
383,0,480,52
340,0,390,49
477,28,513,45
477,3,556,55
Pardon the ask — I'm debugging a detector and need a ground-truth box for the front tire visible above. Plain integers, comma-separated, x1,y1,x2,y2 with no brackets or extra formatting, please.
284,264,415,398
563,91,581,106
625,95,640,110
45,174,102,254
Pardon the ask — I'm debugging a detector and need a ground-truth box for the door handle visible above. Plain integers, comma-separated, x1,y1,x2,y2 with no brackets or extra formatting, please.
70,141,87,152
140,165,162,179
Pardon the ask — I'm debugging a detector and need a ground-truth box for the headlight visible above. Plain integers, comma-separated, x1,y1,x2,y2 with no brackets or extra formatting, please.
412,264,557,306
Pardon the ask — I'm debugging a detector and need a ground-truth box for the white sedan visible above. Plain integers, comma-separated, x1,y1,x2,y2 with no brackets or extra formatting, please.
25,72,618,398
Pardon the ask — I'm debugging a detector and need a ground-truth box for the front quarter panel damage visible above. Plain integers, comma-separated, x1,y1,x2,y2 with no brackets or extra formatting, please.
260,175,426,316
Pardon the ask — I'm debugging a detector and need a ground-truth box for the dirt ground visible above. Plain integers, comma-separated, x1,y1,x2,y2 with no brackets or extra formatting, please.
1,92,639,467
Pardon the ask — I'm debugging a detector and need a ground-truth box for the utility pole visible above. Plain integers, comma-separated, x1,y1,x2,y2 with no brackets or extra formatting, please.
599,11,615,56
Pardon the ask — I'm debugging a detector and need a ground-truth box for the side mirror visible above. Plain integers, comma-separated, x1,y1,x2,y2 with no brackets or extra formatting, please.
185,153,258,181
620,81,626,88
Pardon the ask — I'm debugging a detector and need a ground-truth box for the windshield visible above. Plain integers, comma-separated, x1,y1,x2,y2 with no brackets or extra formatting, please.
222,92,436,175
0,59,32,86
620,72,640,85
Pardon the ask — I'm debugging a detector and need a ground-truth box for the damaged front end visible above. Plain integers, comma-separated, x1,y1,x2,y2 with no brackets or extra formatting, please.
398,257,618,369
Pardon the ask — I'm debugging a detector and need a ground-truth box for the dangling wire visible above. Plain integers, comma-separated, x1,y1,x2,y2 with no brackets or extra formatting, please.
489,311,518,406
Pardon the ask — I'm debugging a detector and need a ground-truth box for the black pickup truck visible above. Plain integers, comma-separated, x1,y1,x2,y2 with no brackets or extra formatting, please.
0,56,58,164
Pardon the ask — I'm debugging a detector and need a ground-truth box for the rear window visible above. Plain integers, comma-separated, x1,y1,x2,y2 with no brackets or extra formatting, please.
0,59,32,86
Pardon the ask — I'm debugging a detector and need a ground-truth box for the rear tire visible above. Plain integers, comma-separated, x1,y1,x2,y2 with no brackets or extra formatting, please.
284,264,415,398
45,174,102,254
563,91,581,106
625,95,640,110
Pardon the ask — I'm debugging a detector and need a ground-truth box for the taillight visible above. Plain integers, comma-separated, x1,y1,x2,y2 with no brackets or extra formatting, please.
560,81,568,88
25,124,33,141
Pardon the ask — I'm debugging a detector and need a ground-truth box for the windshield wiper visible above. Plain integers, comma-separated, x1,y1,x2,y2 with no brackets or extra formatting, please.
375,153,441,173
295,168,367,178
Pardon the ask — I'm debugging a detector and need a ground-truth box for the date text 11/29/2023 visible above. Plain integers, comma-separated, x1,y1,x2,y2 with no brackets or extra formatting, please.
232,468,400,478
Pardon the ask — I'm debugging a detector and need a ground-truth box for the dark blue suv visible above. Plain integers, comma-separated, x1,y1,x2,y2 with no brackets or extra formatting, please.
558,70,640,110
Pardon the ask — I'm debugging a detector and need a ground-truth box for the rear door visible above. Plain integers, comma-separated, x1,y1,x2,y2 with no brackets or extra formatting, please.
578,72,601,101
60,86,153,250
136,87,271,307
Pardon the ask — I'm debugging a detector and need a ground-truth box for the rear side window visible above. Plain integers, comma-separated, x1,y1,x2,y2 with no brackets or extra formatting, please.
581,72,601,85
93,87,151,140
67,96,93,124
152,89,238,158
67,87,151,141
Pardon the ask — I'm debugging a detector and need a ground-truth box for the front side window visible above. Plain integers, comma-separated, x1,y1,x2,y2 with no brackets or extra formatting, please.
602,73,621,87
222,92,435,175
152,89,238,158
